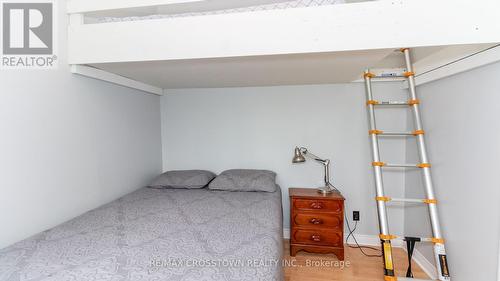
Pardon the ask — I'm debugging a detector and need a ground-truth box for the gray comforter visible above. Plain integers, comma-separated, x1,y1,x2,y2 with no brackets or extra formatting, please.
0,187,283,281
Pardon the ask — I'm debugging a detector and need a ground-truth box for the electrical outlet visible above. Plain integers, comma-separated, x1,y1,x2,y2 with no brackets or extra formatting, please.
353,211,360,221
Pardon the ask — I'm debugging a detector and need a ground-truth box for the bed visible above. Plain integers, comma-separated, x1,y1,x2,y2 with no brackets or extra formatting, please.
0,187,283,281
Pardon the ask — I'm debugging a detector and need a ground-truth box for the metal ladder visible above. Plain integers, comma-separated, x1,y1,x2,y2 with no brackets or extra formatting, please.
363,48,451,281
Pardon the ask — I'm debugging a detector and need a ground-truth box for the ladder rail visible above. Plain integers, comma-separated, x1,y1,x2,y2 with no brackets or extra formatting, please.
403,48,442,239
364,73,390,236
364,48,450,281
364,71,397,279
403,48,449,281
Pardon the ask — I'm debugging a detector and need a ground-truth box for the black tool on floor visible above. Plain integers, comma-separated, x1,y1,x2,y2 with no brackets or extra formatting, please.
404,236,421,278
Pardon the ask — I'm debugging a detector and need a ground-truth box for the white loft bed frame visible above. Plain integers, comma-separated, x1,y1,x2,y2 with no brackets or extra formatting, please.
67,0,500,95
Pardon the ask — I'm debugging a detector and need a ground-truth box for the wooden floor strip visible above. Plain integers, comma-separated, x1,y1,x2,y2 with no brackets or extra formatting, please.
283,240,429,281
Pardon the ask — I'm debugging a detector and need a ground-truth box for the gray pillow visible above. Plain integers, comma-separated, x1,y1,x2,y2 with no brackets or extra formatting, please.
208,169,277,192
149,170,216,189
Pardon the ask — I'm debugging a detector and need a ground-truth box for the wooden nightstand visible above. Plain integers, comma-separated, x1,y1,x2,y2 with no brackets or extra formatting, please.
289,188,345,260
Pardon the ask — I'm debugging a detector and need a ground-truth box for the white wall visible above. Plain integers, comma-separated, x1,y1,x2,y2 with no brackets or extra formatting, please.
0,2,162,248
405,61,500,281
161,83,408,235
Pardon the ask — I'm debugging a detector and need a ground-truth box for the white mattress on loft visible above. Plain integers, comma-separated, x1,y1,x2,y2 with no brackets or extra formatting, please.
97,0,346,23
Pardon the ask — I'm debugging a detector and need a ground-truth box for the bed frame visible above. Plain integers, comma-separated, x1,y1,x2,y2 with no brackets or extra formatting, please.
67,0,500,94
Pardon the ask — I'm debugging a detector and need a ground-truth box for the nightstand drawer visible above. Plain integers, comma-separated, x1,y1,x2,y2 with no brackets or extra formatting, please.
294,199,342,212
289,188,345,259
293,212,342,228
292,229,342,247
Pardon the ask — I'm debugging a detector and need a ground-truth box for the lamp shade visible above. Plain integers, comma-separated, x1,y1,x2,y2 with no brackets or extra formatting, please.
292,147,306,163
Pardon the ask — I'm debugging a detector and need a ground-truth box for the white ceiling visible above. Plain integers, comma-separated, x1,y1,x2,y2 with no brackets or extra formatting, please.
91,49,398,89
89,44,495,89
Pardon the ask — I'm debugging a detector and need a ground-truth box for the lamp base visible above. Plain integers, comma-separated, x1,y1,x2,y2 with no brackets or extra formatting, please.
317,186,337,194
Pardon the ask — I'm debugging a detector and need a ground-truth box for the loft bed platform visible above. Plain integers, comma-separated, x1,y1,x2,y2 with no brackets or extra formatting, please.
67,0,500,94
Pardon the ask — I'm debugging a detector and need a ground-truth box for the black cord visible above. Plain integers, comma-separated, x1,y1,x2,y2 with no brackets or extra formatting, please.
344,213,383,258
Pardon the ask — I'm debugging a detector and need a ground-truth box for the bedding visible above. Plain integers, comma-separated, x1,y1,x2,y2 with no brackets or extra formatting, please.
0,187,283,281
149,170,216,189
97,0,346,23
209,169,277,192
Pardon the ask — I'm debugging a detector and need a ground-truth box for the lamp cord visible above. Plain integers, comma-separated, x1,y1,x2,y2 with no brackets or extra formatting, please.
327,182,340,193
344,213,383,258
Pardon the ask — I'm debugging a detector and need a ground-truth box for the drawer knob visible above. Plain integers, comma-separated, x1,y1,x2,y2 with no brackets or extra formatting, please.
309,218,323,225
310,202,324,209
311,234,321,242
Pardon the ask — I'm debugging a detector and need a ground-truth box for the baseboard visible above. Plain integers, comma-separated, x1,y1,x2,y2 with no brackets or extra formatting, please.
344,233,403,248
283,228,290,239
283,228,437,278
498,241,500,281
